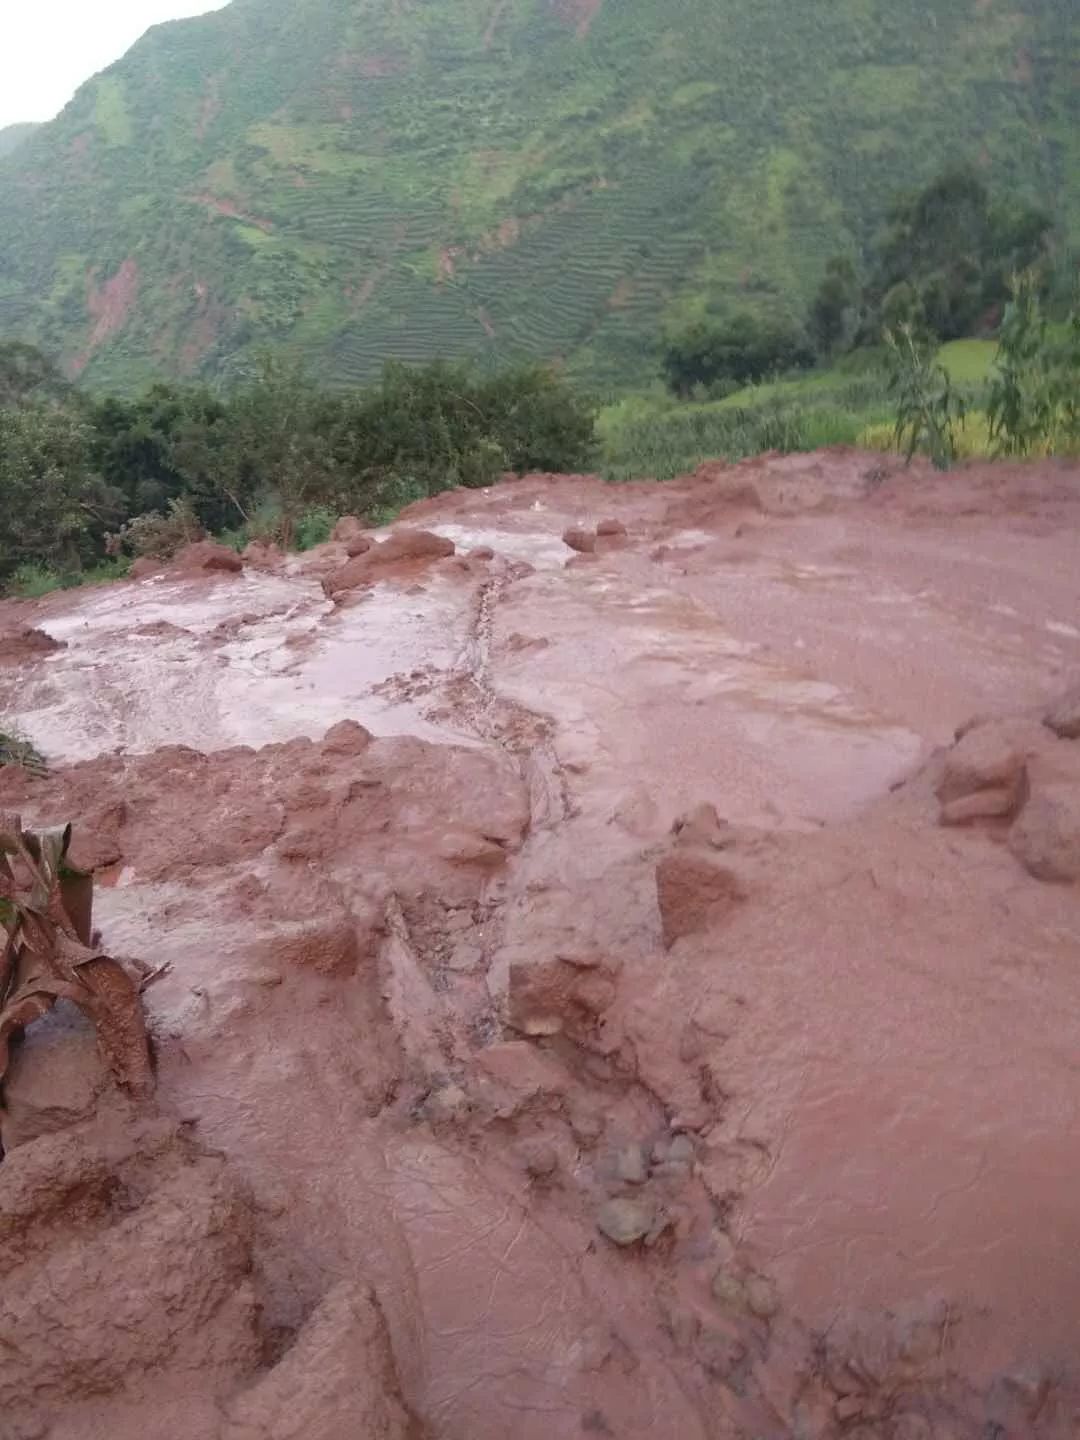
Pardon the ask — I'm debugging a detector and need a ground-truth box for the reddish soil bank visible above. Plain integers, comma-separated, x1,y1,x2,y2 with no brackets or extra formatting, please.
1,449,1080,1439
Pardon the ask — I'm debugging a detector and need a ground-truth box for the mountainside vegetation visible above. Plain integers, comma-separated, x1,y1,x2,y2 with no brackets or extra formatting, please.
0,125,39,160
0,0,1076,392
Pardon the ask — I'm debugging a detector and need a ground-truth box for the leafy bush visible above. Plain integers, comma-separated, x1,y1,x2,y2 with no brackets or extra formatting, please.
0,724,45,774
0,404,123,582
110,496,203,560
294,506,338,551
89,383,231,527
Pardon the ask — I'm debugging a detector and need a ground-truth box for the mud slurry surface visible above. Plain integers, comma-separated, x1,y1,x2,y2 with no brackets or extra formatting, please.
2,449,1080,1440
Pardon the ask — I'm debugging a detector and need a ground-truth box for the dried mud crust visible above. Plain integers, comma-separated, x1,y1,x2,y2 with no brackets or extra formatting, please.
0,453,1079,1438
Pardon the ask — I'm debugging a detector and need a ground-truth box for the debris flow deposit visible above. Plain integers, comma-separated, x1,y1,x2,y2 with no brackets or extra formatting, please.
2,449,1080,1440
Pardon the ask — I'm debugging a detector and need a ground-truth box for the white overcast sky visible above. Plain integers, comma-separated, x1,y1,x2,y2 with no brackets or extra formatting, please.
0,2,228,130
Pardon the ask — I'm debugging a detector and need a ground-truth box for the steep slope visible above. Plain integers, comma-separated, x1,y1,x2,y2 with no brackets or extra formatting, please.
0,124,39,159
0,0,1076,392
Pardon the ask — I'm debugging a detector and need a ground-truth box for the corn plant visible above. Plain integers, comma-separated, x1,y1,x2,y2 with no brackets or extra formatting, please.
885,324,967,470
988,272,1080,457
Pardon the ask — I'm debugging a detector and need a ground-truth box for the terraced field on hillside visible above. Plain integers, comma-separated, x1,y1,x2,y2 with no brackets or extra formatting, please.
0,0,1075,390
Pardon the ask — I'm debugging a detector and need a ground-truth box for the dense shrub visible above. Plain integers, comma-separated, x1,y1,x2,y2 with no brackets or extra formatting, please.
662,314,813,397
109,497,204,561
336,361,597,498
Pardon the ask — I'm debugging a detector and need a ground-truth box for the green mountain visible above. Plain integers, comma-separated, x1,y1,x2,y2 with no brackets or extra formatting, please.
0,124,39,160
0,0,1076,392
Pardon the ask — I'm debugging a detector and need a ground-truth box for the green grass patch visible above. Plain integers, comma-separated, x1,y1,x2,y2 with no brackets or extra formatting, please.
597,354,899,479
5,558,131,599
93,77,134,147
937,339,996,384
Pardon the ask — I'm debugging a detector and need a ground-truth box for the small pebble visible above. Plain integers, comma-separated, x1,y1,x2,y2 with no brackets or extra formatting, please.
614,1143,649,1185
423,1084,469,1124
745,1274,779,1320
711,1271,746,1310
667,1134,696,1164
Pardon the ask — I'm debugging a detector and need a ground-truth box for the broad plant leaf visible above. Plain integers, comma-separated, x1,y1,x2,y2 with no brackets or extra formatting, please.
0,815,154,1113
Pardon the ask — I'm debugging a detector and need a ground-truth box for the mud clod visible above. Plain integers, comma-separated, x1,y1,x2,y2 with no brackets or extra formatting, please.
322,718,374,755
655,848,749,947
507,955,617,1037
936,722,1028,823
1044,681,1080,740
0,627,65,666
672,802,736,851
562,526,596,554
174,540,244,574
1008,783,1080,883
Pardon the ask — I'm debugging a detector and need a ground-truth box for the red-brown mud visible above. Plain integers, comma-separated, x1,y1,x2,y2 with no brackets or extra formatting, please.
1,450,1080,1438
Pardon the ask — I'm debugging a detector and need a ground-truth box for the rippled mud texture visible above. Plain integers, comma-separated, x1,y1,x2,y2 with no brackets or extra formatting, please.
1,449,1080,1439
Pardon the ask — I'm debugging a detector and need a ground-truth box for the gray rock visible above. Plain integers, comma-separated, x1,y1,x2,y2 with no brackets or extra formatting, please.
667,1134,696,1164
710,1271,746,1310
614,1144,649,1185
597,1198,654,1247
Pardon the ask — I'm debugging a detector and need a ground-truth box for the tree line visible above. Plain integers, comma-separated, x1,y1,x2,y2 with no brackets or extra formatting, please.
0,353,597,587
